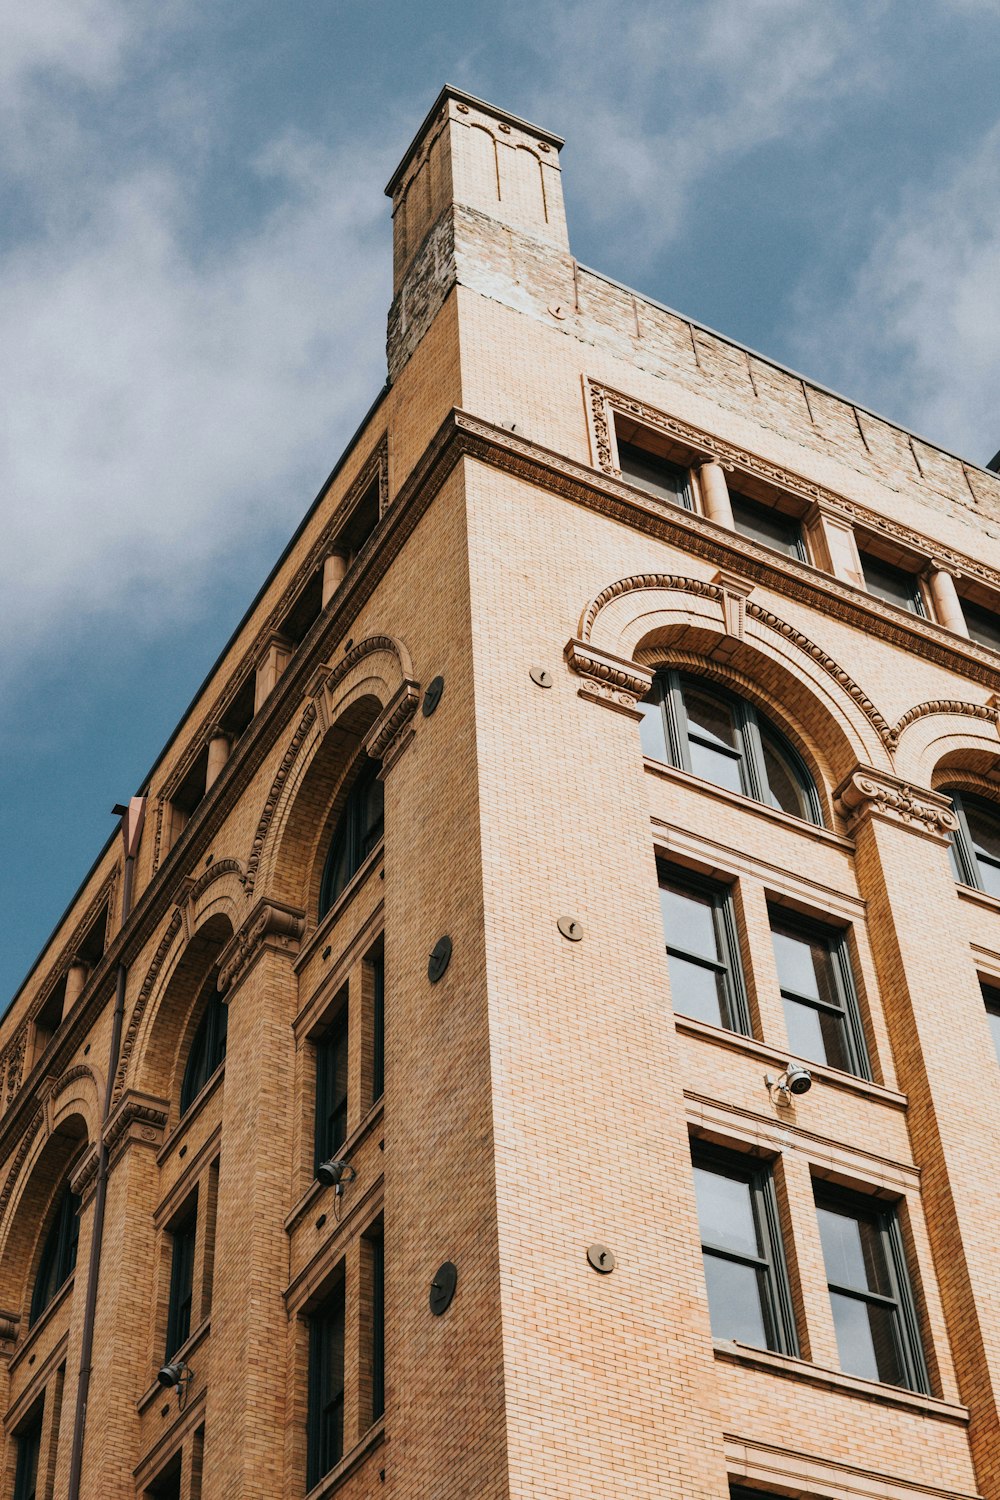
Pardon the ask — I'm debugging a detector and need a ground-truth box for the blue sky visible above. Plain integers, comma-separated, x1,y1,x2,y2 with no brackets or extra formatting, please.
3,0,1000,1006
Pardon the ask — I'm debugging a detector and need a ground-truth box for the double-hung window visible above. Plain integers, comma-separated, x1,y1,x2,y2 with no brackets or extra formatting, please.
981,980,1000,1064
30,1185,80,1325
640,672,822,826
946,789,1000,898
658,866,750,1034
319,758,384,918
315,1000,350,1169
307,1275,346,1487
180,973,227,1115
814,1184,928,1392
730,491,806,560
859,551,925,615
617,438,692,508
691,1146,796,1354
770,911,870,1079
12,1402,42,1500
166,1206,197,1359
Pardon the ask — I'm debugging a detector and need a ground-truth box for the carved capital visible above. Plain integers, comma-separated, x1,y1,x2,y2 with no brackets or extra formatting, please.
218,899,306,995
363,678,421,774
836,768,958,839
103,1089,169,1164
713,569,755,639
564,639,654,718
0,1309,19,1351
71,1146,100,1203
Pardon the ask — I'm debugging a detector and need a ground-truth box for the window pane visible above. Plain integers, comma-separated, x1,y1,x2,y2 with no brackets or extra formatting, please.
772,925,825,1002
760,731,811,820
668,955,728,1026
693,1166,759,1258
618,440,689,506
638,696,668,761
816,1202,892,1296
861,554,922,614
783,995,850,1071
829,1291,904,1386
684,687,739,751
660,884,718,964
731,494,803,558
962,799,1000,896
984,985,1000,1064
13,1412,41,1500
688,741,745,794
702,1252,769,1345
962,598,1000,650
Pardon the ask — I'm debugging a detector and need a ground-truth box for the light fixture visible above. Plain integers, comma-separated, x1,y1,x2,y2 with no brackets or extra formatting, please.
765,1062,813,1106
156,1360,193,1396
316,1159,357,1196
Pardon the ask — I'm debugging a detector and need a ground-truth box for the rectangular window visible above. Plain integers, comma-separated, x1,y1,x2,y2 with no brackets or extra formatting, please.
982,980,1000,1064
658,866,750,1034
369,944,385,1103
166,1207,197,1359
145,1454,182,1500
769,911,870,1079
617,438,692,509
315,999,349,1169
13,1403,43,1500
860,551,925,615
370,1229,385,1422
962,597,1000,651
814,1183,928,1392
691,1145,796,1354
307,1275,346,1487
730,492,805,560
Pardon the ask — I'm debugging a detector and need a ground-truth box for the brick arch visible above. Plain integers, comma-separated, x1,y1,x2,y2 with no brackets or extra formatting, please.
249,634,418,913
123,911,234,1116
0,1107,90,1319
893,702,1000,787
576,573,892,780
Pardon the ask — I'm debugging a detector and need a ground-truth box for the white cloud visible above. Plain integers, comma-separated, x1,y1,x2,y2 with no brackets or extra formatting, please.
791,119,1000,463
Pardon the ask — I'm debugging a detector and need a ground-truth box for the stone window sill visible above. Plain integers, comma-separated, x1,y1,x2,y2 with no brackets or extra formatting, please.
644,757,854,848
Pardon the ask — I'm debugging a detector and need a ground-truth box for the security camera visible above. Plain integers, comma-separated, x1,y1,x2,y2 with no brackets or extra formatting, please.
765,1063,813,1106
157,1360,192,1390
316,1159,357,1196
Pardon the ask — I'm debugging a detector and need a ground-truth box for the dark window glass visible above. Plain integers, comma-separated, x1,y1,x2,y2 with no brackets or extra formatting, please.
30,1185,80,1324
180,973,228,1114
371,1232,385,1422
319,758,384,918
617,439,691,508
145,1455,182,1500
307,1277,346,1487
691,1147,796,1354
641,671,823,827
315,1004,349,1169
962,598,1000,651
982,981,1000,1065
370,946,385,1103
731,493,805,559
770,912,869,1079
166,1208,197,1359
814,1185,928,1392
658,868,749,1034
860,552,925,615
13,1405,42,1500
948,789,1000,899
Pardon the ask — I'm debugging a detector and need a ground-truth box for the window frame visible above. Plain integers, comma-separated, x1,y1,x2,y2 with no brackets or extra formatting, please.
307,1274,347,1488
165,1203,198,1360
960,595,1000,651
314,997,350,1171
858,549,926,616
980,978,1000,1064
657,863,751,1036
813,1181,929,1394
947,788,1000,897
691,1143,798,1357
642,670,823,827
12,1400,43,1500
318,757,385,919
30,1184,80,1326
179,974,228,1117
769,908,871,1081
729,490,807,562
616,436,693,510
369,943,385,1104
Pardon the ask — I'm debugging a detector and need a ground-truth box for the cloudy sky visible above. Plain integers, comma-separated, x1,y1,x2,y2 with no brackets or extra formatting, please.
3,0,1000,1005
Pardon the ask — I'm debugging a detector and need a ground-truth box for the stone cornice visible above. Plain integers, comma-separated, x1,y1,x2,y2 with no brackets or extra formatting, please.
835,768,958,840
217,899,306,997
8,405,1000,1156
363,678,421,772
563,640,653,717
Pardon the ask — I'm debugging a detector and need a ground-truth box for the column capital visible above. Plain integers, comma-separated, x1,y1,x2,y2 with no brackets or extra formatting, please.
564,639,654,718
218,898,306,997
835,766,958,840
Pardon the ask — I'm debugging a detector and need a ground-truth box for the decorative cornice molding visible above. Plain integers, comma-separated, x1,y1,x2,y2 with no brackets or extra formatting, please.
217,900,306,996
26,868,120,1030
103,1090,168,1162
1,1025,28,1107
70,1145,99,1200
835,768,958,838
114,908,184,1101
363,679,421,772
890,697,1000,746
0,1109,44,1228
564,640,654,717
173,857,245,911
242,703,318,898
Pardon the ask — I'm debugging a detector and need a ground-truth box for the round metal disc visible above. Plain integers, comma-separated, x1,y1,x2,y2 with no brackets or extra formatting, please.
529,666,553,688
428,935,453,983
557,916,583,942
422,675,445,717
429,1261,458,1315
587,1244,616,1274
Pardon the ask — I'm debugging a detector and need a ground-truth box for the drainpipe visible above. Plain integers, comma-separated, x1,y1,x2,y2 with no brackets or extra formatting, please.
67,794,146,1499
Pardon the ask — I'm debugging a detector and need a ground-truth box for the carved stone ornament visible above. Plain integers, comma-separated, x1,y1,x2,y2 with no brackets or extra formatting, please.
71,1145,100,1201
835,768,958,838
564,640,654,718
218,899,306,995
713,569,755,640
103,1090,169,1165
0,1309,19,1349
363,678,421,773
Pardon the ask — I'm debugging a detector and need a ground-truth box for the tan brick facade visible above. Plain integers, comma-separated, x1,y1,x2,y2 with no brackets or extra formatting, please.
3,85,1000,1498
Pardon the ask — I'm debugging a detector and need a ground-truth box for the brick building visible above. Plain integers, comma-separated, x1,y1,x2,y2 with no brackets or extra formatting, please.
3,84,1000,1499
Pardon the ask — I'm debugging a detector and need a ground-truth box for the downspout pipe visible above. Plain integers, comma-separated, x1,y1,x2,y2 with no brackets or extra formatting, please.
67,795,146,1500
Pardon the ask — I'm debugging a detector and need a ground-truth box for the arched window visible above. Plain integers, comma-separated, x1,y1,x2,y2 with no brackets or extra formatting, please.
180,972,228,1114
947,789,1000,898
639,670,822,826
30,1185,80,1325
318,757,384,918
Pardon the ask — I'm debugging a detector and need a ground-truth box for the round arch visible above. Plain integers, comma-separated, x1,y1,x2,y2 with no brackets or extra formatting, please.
0,1108,90,1318
892,702,1000,788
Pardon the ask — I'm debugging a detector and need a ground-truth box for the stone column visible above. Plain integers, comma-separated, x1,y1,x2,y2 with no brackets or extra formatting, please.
696,460,735,528
64,960,90,1010
804,500,865,587
837,768,1000,1495
322,551,350,608
923,563,970,637
201,901,305,1498
205,730,232,792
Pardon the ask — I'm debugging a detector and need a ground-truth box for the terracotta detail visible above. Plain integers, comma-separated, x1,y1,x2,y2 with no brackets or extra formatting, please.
836,768,959,836
217,900,306,995
114,909,184,1100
